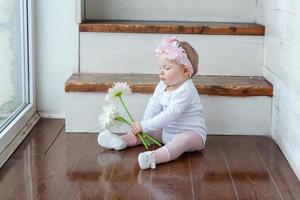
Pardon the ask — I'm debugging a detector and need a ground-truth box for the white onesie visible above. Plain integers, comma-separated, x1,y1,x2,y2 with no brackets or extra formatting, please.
140,79,207,144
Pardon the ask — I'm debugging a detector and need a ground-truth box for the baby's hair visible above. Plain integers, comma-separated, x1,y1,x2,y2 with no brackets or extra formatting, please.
178,41,198,77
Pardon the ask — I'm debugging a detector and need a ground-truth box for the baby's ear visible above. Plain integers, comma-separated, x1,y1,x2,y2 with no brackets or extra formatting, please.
183,66,189,76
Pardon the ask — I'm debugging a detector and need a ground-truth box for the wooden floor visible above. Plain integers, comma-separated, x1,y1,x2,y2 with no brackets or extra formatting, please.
0,119,299,200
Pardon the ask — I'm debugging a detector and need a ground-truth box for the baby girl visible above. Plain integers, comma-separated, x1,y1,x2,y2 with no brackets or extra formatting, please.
98,36,207,170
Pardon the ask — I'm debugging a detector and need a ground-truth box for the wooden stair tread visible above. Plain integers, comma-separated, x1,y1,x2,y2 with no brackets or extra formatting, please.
80,20,265,36
65,73,273,96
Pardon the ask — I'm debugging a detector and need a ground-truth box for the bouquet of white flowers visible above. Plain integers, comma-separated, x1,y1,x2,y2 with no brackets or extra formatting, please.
99,82,161,149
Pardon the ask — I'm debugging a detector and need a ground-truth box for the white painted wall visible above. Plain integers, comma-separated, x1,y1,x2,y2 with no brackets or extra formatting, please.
261,0,300,179
35,0,78,118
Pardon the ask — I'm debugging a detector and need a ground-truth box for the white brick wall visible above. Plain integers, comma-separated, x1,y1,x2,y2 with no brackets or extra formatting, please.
262,0,300,180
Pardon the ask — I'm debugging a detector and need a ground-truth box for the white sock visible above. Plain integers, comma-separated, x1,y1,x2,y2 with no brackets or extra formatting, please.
138,151,156,169
97,130,127,150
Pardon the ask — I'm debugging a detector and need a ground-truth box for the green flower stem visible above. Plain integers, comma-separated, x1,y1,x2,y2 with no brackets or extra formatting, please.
118,96,134,123
115,95,159,149
114,118,148,149
142,133,150,146
141,133,150,147
143,132,162,146
115,118,129,126
115,117,131,126
138,133,148,149
115,117,162,147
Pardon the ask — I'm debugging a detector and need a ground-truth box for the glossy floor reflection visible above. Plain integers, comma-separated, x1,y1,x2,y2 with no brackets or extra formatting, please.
0,119,299,200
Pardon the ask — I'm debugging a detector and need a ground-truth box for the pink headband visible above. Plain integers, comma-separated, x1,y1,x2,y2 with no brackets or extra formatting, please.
155,36,194,77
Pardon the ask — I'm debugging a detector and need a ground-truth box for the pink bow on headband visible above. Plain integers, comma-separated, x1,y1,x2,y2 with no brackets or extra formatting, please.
155,36,194,77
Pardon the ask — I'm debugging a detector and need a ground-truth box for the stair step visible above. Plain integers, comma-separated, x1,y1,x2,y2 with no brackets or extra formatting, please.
80,20,265,36
80,34,263,76
85,0,258,23
65,73,273,97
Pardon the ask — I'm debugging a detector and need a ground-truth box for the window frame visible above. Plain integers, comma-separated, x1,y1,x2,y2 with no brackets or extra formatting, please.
0,0,38,167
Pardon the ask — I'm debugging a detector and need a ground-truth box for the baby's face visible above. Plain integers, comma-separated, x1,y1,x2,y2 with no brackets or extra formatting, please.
158,54,189,89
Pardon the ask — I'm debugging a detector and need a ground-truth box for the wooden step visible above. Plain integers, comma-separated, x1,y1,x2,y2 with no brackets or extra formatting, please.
79,20,265,36
65,73,273,97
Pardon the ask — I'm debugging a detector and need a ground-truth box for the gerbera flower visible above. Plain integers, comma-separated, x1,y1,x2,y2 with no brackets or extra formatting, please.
105,82,132,102
99,104,123,129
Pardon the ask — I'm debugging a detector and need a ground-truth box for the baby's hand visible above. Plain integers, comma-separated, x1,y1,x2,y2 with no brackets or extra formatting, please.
131,121,143,135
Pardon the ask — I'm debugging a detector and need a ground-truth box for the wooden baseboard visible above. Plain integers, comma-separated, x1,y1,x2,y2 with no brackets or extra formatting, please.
38,112,65,119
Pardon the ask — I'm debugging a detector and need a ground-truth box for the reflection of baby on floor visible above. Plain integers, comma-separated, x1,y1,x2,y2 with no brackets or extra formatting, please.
97,147,192,199
138,154,194,200
97,148,150,199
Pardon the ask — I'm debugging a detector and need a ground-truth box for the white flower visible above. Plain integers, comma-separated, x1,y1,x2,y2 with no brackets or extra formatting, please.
98,104,123,129
105,82,131,102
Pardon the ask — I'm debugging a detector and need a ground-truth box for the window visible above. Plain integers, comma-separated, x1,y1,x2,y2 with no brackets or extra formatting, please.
0,0,37,167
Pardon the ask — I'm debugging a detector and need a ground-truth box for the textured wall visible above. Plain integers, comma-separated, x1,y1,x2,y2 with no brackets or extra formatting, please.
261,0,300,179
